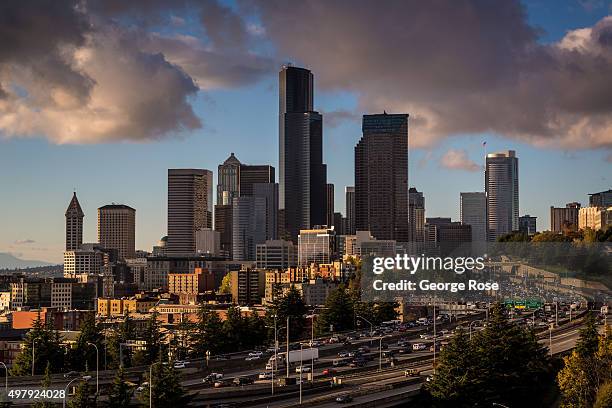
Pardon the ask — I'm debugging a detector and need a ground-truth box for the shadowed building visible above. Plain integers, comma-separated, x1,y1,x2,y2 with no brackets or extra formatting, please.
65,192,84,251
98,204,136,259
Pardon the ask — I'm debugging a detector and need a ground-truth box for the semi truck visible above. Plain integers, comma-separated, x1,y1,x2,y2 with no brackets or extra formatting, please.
266,348,319,370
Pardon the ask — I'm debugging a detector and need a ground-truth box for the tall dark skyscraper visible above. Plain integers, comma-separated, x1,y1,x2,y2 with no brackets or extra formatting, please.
167,169,213,255
355,113,409,242
345,186,355,235
279,65,327,241
485,151,519,241
65,192,84,251
217,153,241,206
326,183,335,228
409,187,425,242
240,165,275,197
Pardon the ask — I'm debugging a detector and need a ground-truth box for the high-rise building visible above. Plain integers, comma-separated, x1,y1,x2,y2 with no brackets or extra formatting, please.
579,206,612,231
409,187,426,242
253,183,279,241
519,215,537,235
355,113,409,242
345,186,356,235
550,202,581,233
97,204,136,259
65,192,84,251
214,205,233,258
195,228,221,256
217,153,241,205
460,192,487,243
240,165,275,197
279,65,327,242
588,189,612,208
230,269,265,305
298,226,336,267
256,239,297,270
167,169,213,255
232,196,267,261
485,151,519,241
326,184,335,228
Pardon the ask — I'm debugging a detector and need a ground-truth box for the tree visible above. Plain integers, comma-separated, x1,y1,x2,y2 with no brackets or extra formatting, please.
67,380,96,408
317,285,354,334
12,313,64,375
427,327,478,406
374,302,399,324
594,381,612,408
190,304,224,357
67,312,103,372
139,363,189,406
33,363,53,408
267,286,307,340
222,305,246,352
141,310,164,365
106,312,135,369
219,273,232,294
576,313,599,358
106,367,133,408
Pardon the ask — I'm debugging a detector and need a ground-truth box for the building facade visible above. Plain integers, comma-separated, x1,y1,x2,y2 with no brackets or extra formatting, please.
65,192,84,251
579,206,612,230
460,192,487,243
98,204,136,259
298,227,336,267
232,196,267,261
345,186,356,235
409,187,425,243
550,202,581,233
256,239,297,270
518,215,537,235
485,151,519,241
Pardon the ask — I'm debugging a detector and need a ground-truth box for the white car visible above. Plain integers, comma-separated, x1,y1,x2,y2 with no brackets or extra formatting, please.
248,351,263,357
173,362,186,369
245,355,261,361
295,366,311,374
258,372,272,380
412,343,427,351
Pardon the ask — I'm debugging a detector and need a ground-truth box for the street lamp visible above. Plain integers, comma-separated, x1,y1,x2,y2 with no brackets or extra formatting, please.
0,362,7,396
31,337,38,376
378,336,383,372
308,315,315,380
469,320,483,341
549,323,554,356
63,375,91,408
299,343,303,405
86,343,99,395
265,315,285,396
356,315,373,337
286,316,290,379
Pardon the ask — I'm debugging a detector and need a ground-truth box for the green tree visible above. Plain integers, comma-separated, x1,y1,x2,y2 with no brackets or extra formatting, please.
67,380,96,408
222,305,246,351
139,363,189,406
374,302,399,324
106,367,133,408
267,286,307,340
594,381,612,408
68,312,103,372
106,312,135,368
576,313,599,358
219,273,232,294
32,363,53,408
141,310,164,364
12,313,64,375
317,285,354,334
190,304,224,357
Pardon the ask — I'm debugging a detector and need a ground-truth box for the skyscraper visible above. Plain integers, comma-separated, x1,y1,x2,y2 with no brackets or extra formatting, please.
518,215,537,235
326,183,335,228
167,169,213,255
97,204,136,259
279,65,327,242
232,196,267,261
355,113,409,242
253,183,279,241
217,153,241,206
409,187,425,242
550,202,581,233
345,186,355,235
485,151,519,241
460,192,487,243
240,164,275,197
588,189,612,207
65,192,84,251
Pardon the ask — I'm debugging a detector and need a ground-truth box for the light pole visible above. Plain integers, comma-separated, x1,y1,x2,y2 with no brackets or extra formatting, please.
86,343,99,395
63,376,90,408
299,343,303,405
31,337,37,376
309,315,315,380
378,336,383,372
549,324,554,356
469,320,483,341
265,316,284,396
356,315,373,337
286,316,290,379
0,362,7,396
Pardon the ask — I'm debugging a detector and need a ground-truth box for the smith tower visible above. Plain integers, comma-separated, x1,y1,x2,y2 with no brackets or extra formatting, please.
279,65,327,241
65,192,84,251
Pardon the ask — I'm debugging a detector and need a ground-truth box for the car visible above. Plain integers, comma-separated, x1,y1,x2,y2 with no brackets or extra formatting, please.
258,372,272,380
413,343,427,351
404,368,421,377
64,371,79,378
214,379,232,388
173,362,186,369
245,355,261,361
338,351,350,358
203,373,223,383
322,368,337,376
333,359,349,367
397,347,412,354
295,366,311,374
136,382,149,393
336,395,353,403
349,359,366,367
248,351,263,357
233,377,254,386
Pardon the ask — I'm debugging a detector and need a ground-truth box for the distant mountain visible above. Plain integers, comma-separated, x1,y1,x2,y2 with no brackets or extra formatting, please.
0,253,54,269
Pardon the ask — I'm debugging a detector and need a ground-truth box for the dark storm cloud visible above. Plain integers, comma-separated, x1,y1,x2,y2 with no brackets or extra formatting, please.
248,0,612,151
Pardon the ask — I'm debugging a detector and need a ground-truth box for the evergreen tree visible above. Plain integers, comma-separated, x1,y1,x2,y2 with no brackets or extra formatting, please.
68,312,103,372
67,380,96,408
139,363,189,406
374,302,399,324
267,286,307,340
190,304,224,357
222,305,246,351
106,367,133,408
575,313,599,358
594,381,612,408
106,312,135,368
317,285,354,334
32,363,53,408
12,314,64,375
141,310,164,364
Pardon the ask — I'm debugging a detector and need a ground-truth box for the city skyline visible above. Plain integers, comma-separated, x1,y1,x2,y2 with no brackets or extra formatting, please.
1,0,612,263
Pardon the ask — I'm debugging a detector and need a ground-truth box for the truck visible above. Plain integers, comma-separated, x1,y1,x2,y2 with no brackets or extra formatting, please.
266,348,319,370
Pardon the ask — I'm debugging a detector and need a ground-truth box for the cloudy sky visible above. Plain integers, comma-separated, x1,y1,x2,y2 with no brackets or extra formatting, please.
1,0,611,263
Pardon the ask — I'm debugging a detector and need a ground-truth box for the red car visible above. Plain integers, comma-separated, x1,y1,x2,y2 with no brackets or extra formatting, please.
322,368,337,376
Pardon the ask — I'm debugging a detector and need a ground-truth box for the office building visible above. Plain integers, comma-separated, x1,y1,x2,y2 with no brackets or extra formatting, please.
253,183,279,241
279,65,327,241
345,186,356,235
232,196,267,261
409,188,425,242
460,192,487,242
167,169,213,255
195,228,221,256
97,204,136,259
256,239,297,270
550,202,581,233
214,204,233,258
355,113,409,242
230,269,265,305
217,153,241,205
354,231,396,257
63,249,104,278
240,165,275,197
588,189,612,207
65,192,84,251
485,151,519,241
519,215,537,235
579,206,612,231
168,267,215,296
298,226,336,267
326,184,335,228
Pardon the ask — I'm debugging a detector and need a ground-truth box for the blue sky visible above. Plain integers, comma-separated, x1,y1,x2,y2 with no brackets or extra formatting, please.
1,0,611,263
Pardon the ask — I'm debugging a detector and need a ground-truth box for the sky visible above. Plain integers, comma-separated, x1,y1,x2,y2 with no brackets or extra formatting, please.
1,0,611,264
